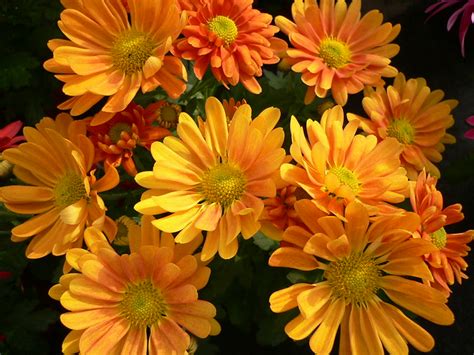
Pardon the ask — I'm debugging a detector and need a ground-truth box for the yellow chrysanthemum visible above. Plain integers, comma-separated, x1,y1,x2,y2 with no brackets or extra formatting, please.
49,216,219,355
44,0,187,125
348,73,457,179
281,105,408,219
135,97,285,261
0,114,118,259
277,0,400,105
269,202,454,354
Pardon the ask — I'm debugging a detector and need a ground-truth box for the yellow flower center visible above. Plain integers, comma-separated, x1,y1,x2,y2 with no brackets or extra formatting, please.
329,166,360,193
319,38,351,69
54,172,87,207
208,16,238,45
387,119,415,145
108,122,132,143
430,227,447,249
112,30,155,75
120,280,167,328
325,252,381,305
201,163,246,208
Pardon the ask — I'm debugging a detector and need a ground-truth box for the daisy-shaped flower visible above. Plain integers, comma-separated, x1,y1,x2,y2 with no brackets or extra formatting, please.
172,0,287,94
270,202,454,354
49,217,218,355
348,73,457,179
276,0,400,105
410,170,473,295
135,97,285,261
282,105,408,219
44,0,187,125
0,115,118,258
88,102,171,176
145,100,182,130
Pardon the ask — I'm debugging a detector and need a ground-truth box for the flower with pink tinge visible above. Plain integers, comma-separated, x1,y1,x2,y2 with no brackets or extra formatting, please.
465,115,474,139
0,121,25,152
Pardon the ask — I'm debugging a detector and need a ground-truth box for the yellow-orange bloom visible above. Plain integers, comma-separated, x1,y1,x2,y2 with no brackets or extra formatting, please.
49,216,218,355
135,97,285,261
282,105,408,219
0,114,118,259
44,0,187,125
410,170,473,295
277,0,399,105
145,101,182,130
270,202,454,354
172,0,287,94
348,73,457,179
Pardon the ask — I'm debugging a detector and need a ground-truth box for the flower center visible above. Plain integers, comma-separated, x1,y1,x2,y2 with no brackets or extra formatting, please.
201,163,246,208
113,216,131,246
160,106,179,124
119,280,167,328
387,119,415,145
108,122,132,143
53,172,87,207
112,30,155,75
319,38,351,69
208,16,238,45
328,166,360,193
325,252,381,304
430,227,447,249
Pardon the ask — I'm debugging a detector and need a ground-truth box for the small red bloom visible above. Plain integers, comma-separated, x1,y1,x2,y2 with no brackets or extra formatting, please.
0,121,25,152
0,271,12,280
465,115,474,139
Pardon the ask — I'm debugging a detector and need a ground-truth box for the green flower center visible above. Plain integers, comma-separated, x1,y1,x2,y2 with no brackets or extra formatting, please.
430,227,447,249
325,252,381,305
208,16,238,45
319,38,351,69
120,280,167,328
160,106,178,124
108,122,132,143
53,172,87,207
387,119,415,145
201,163,246,208
329,166,360,193
112,30,154,75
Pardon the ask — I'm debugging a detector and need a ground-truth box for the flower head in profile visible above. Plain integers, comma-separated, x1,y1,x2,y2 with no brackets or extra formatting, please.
49,215,219,355
348,73,457,179
44,0,187,125
426,0,474,56
0,121,25,151
410,170,473,295
277,0,400,105
172,0,287,94
0,114,118,259
270,201,454,354
88,103,171,176
282,105,408,219
135,97,285,261
145,100,182,130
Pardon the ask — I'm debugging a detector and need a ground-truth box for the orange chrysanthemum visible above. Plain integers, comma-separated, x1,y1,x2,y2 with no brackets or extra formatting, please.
0,114,118,259
270,201,454,354
172,0,287,94
145,101,182,130
44,0,187,125
88,103,171,176
135,97,285,261
282,105,408,219
277,0,400,105
49,216,219,355
348,73,457,179
410,170,473,295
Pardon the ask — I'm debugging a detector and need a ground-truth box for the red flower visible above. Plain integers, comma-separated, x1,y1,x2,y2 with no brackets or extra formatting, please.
465,115,474,139
0,121,25,152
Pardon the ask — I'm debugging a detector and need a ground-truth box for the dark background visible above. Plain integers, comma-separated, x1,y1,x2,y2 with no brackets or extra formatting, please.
0,0,473,354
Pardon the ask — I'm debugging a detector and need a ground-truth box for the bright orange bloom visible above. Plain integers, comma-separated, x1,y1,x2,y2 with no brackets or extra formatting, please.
145,101,182,130
348,73,457,179
49,216,219,355
282,105,408,219
88,103,171,176
270,202,454,354
277,0,400,105
0,114,118,259
44,0,187,125
135,97,285,261
172,0,287,94
410,170,473,295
